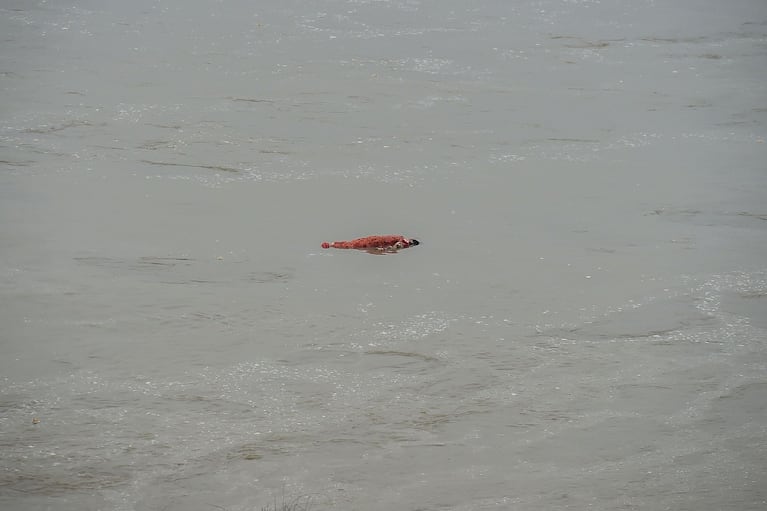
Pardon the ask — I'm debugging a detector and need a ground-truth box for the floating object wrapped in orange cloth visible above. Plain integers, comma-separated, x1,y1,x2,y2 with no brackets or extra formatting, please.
321,235,420,252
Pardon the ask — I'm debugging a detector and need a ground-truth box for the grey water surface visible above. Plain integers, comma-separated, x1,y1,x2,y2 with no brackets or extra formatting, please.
1,1,766,510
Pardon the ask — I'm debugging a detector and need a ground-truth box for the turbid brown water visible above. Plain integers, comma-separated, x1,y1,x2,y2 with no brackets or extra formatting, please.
1,1,766,510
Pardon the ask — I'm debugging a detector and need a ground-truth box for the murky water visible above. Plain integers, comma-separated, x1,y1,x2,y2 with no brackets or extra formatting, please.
2,1,766,510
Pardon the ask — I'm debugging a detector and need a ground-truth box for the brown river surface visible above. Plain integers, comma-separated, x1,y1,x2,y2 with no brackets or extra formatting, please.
1,1,766,510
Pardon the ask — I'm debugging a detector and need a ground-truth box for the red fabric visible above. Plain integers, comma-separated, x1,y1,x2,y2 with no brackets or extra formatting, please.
321,235,411,250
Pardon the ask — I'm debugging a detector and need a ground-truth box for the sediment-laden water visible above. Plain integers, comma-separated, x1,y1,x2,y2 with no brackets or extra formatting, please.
2,1,766,510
